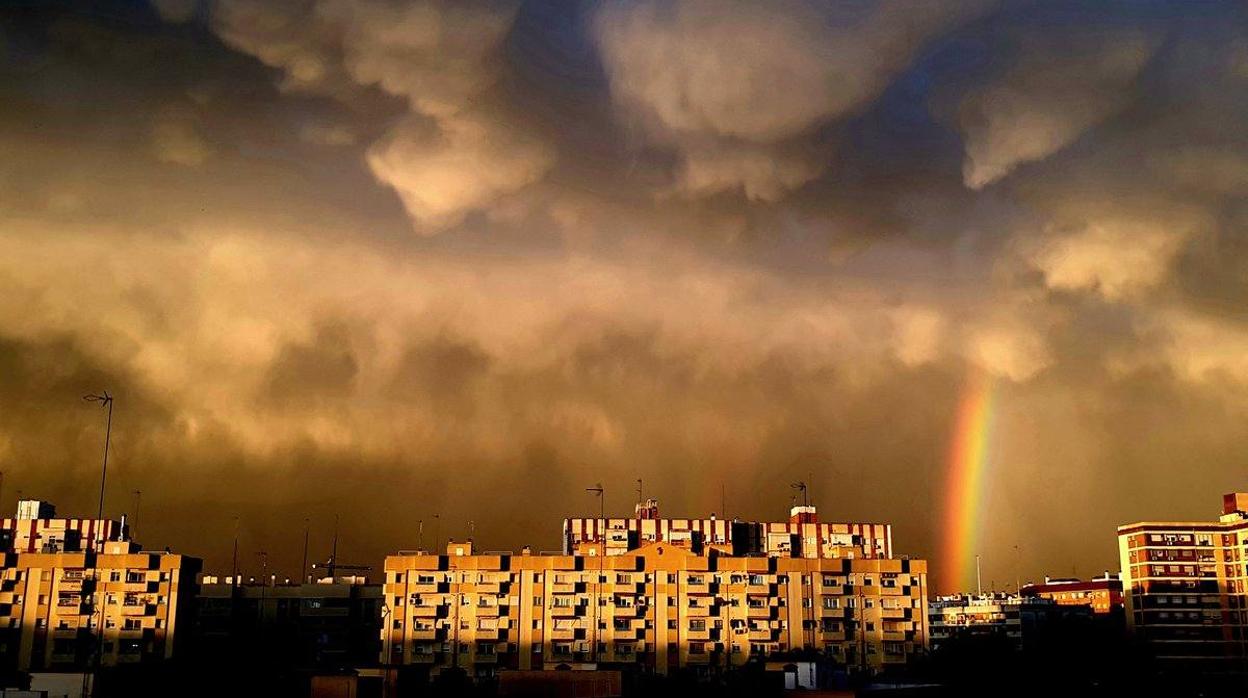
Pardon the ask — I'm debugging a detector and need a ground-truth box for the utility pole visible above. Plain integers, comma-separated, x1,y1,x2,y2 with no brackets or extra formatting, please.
586,484,604,664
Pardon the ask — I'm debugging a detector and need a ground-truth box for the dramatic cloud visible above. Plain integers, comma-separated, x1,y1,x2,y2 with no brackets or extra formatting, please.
213,0,554,230
594,0,991,200
955,28,1159,189
1,0,1247,593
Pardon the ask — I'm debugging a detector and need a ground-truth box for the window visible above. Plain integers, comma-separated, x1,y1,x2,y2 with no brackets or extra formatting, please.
690,619,706,631
689,642,706,655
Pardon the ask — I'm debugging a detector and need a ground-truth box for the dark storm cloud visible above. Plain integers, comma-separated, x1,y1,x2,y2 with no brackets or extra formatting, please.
2,0,1248,591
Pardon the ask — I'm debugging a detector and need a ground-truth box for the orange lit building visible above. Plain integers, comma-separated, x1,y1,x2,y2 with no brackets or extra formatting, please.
0,501,200,673
383,505,928,679
1020,573,1123,615
1118,492,1248,676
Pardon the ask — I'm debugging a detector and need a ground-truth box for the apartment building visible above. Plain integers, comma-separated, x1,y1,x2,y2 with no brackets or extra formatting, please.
563,501,892,560
384,506,927,679
195,576,383,671
1118,492,1248,676
1021,573,1123,615
0,501,200,673
928,593,1068,653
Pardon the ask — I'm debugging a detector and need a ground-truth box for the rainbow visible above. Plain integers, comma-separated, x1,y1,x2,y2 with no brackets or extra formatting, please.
941,370,997,593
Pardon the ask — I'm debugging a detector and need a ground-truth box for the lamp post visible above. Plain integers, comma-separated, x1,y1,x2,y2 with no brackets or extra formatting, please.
586,484,604,664
82,391,113,698
83,392,114,539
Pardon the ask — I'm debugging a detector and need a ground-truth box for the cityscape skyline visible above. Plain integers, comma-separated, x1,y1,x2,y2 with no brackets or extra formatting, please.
4,4,1248,688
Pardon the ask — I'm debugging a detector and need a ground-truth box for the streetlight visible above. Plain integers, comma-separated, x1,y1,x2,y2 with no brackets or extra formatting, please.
83,392,114,534
586,484,604,664
81,391,113,698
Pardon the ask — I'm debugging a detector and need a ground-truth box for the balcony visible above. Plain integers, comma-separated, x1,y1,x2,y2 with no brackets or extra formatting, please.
410,605,442,618
609,627,642,642
549,603,581,618
687,627,712,641
686,580,712,595
473,627,503,642
548,627,578,641
121,603,154,617
473,652,499,664
475,604,500,618
746,605,774,620
686,605,712,618
747,628,776,642
409,627,440,641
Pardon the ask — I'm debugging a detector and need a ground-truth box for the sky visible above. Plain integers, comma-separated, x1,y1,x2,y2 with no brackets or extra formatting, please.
1,0,1247,592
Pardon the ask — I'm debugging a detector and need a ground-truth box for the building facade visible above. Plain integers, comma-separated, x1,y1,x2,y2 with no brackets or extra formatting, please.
384,506,927,679
928,593,1068,653
1118,492,1248,676
0,501,200,673
563,502,893,560
195,576,383,671
1020,573,1123,615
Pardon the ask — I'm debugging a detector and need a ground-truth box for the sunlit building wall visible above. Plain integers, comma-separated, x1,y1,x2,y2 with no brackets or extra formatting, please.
0,502,200,673
384,507,926,679
1118,492,1248,676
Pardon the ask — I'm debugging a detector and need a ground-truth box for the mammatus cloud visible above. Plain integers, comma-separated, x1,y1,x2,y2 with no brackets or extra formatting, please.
1026,207,1205,301
594,0,991,201
213,0,553,230
955,29,1159,189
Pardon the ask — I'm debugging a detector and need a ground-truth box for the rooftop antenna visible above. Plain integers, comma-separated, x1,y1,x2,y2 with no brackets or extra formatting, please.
721,482,726,521
976,554,983,595
313,514,370,579
790,481,808,508
636,478,642,504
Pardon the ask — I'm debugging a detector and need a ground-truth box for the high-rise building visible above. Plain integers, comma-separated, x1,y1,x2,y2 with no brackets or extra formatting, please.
1117,492,1248,676
383,505,927,680
0,502,200,674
